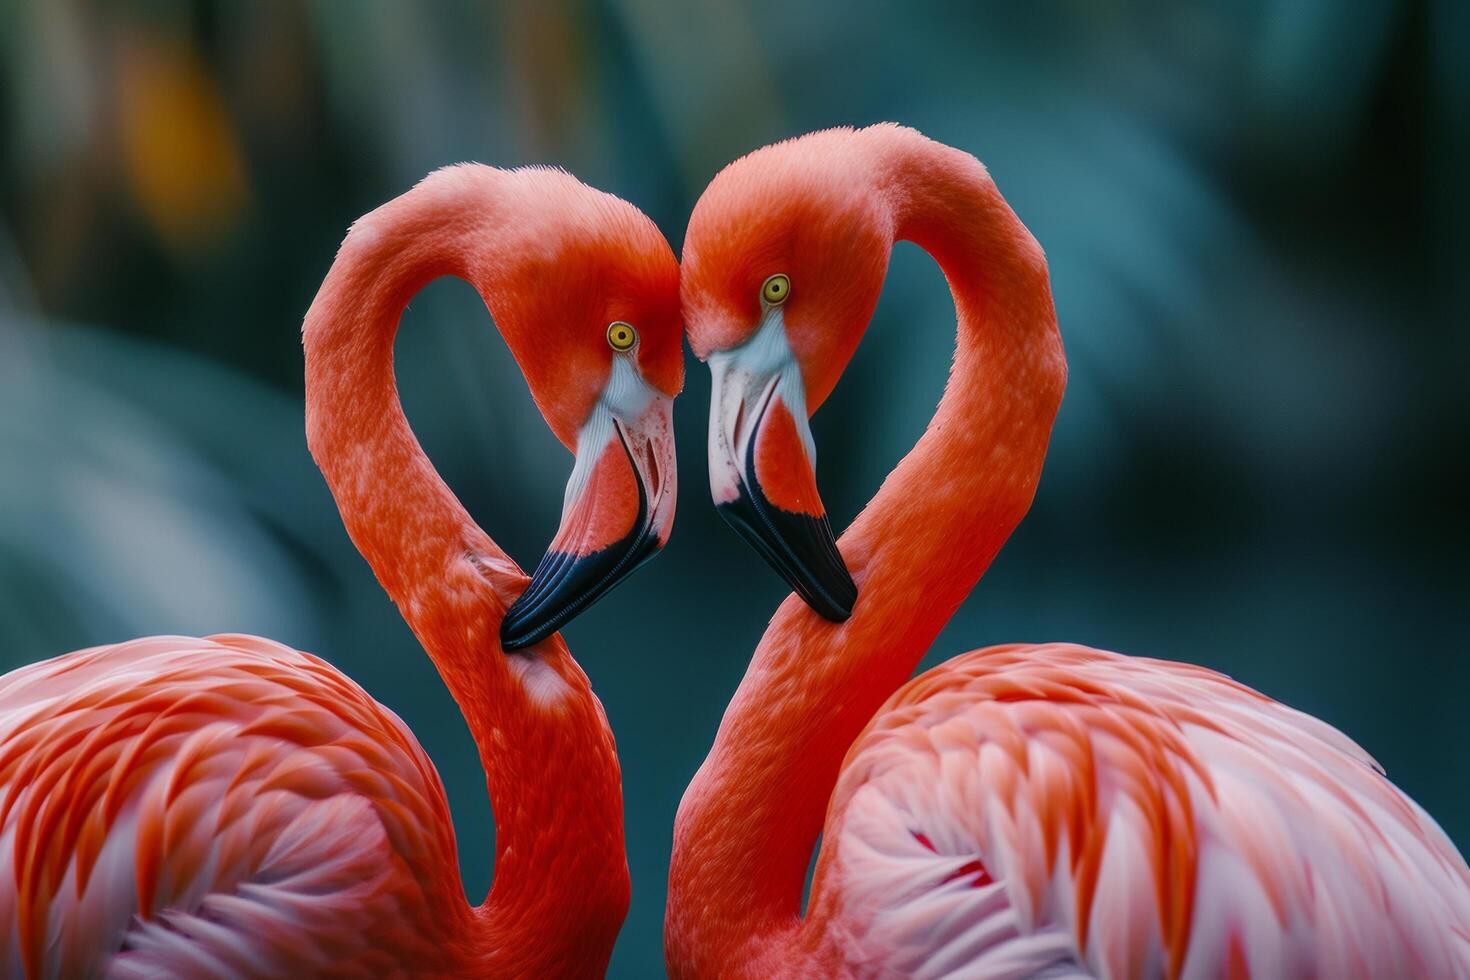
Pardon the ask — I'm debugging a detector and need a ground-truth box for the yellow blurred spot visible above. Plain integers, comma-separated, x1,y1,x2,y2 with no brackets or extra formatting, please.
117,37,248,252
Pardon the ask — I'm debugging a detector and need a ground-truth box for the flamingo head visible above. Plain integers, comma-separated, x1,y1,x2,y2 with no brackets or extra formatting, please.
680,130,896,621
488,169,683,650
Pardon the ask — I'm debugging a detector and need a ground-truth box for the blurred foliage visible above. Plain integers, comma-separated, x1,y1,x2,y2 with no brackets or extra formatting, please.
0,2,1465,975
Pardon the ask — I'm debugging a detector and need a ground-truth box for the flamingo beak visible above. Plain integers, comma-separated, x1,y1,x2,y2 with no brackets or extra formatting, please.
500,364,676,651
707,310,856,622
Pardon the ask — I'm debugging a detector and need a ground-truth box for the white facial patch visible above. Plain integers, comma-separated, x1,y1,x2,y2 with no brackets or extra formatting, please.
561,355,658,521
706,308,814,505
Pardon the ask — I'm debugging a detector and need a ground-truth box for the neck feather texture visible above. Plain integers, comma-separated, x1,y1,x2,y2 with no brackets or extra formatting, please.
302,169,628,975
668,133,1066,969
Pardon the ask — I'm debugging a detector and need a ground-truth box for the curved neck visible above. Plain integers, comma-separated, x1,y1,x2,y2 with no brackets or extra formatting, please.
303,171,627,975
669,136,1065,967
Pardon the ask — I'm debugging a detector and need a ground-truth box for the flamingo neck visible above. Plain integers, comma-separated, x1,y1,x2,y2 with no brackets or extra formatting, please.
669,134,1066,968
302,173,627,975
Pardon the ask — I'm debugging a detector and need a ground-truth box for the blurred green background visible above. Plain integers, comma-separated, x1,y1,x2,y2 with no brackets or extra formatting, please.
1,2,1465,975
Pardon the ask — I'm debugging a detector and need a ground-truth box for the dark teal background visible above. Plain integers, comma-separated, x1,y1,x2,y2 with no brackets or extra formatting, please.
1,3,1465,976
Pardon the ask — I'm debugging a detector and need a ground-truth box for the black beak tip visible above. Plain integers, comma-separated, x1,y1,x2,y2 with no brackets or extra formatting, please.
496,546,579,652
497,621,537,652
795,557,856,623
811,574,857,623
497,527,664,654
716,496,858,625
499,421,665,653
499,594,554,651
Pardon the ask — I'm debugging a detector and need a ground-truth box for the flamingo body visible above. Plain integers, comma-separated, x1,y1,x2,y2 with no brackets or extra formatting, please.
668,125,1470,978
0,163,683,977
804,644,1470,978
0,634,464,978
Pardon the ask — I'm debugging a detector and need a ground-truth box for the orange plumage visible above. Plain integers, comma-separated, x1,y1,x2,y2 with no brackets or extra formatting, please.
668,125,1470,978
0,635,463,977
1,164,682,977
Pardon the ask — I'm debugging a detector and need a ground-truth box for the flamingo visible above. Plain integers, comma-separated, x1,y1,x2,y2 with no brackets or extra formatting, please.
0,163,683,978
667,125,1470,978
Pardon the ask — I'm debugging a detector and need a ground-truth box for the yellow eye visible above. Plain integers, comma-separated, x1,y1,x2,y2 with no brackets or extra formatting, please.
606,321,637,352
761,274,791,305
